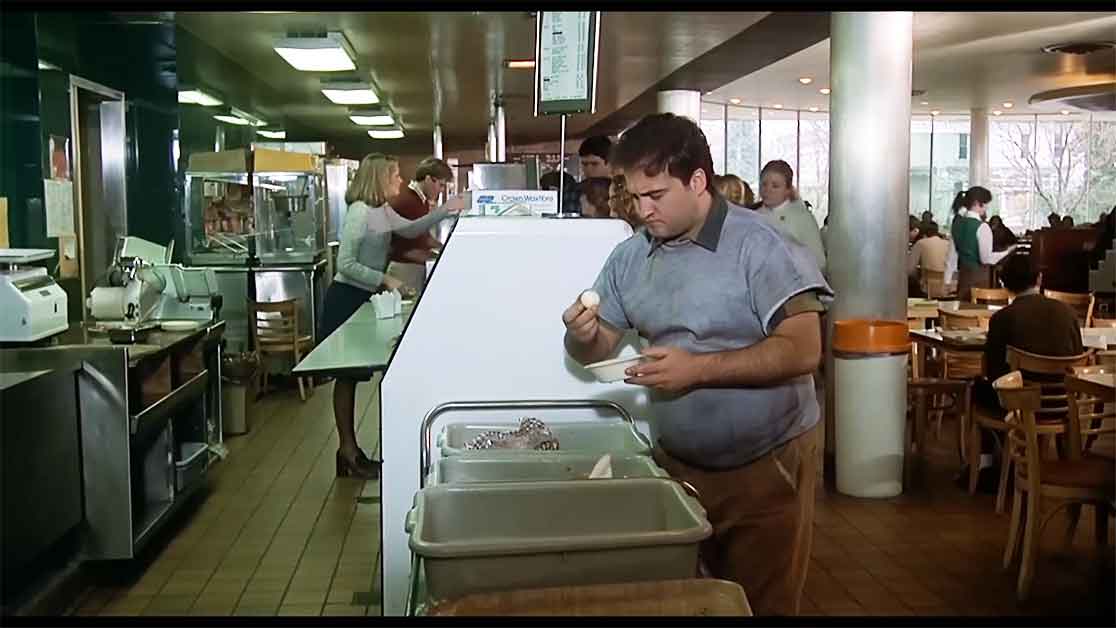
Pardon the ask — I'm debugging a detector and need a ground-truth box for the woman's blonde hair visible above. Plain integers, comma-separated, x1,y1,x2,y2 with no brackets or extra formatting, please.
713,173,755,207
609,175,642,228
345,153,399,206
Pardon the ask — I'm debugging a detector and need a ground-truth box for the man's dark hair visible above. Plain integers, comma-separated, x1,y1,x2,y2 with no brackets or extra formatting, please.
578,136,613,162
922,221,939,238
999,253,1038,294
539,170,577,191
612,114,714,193
414,157,452,182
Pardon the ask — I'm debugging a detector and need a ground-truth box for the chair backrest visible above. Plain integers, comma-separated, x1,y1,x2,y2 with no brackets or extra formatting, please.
942,349,984,379
1065,364,1116,452
940,309,984,331
1090,318,1116,329
993,371,1043,493
1006,346,1093,422
971,287,1011,305
1042,289,1095,327
921,268,947,299
1097,350,1116,369
248,299,301,353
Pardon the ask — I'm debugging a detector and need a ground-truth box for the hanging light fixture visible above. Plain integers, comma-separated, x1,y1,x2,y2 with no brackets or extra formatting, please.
273,32,357,72
321,79,380,105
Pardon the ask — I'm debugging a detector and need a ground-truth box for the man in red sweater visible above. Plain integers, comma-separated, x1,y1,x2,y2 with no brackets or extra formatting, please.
388,157,454,290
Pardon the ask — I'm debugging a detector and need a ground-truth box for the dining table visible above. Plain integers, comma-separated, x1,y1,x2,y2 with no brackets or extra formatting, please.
908,327,1116,380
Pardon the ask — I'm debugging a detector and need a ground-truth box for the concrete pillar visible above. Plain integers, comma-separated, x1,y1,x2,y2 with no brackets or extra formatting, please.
486,122,497,162
433,124,443,159
495,100,507,162
824,12,914,488
969,108,989,187
656,89,702,122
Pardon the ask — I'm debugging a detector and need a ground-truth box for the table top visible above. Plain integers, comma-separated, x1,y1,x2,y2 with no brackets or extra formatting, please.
907,300,1001,319
1068,372,1115,391
911,327,1116,351
292,302,412,380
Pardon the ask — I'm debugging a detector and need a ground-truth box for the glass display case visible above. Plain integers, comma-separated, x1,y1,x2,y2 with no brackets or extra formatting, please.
182,149,327,265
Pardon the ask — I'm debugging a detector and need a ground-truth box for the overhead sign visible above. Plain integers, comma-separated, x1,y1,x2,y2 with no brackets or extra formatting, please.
534,11,601,116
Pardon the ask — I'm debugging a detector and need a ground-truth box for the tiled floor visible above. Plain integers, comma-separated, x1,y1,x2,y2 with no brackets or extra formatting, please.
67,380,1113,618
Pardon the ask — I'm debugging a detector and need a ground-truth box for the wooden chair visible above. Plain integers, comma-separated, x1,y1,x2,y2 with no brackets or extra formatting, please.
1065,364,1116,459
1042,289,1095,327
967,347,1092,512
971,287,1012,305
939,309,988,332
907,378,972,483
921,268,948,299
1089,317,1116,329
248,299,315,402
994,372,1114,601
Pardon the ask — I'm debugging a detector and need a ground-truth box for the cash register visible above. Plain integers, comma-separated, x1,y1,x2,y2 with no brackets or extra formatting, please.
0,248,69,342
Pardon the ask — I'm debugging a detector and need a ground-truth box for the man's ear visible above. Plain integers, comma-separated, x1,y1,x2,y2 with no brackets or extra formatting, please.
690,168,708,194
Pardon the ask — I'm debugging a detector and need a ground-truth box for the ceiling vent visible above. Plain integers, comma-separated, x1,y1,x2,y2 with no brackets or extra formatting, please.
1041,41,1116,55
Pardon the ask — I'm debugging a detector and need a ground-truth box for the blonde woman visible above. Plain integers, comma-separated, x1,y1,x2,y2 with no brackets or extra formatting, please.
321,153,465,478
713,173,755,207
608,174,642,228
756,160,827,274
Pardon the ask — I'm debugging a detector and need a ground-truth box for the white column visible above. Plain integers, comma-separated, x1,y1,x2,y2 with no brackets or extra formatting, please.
433,124,443,159
485,122,497,162
495,100,507,162
825,12,914,494
969,108,990,187
656,89,702,122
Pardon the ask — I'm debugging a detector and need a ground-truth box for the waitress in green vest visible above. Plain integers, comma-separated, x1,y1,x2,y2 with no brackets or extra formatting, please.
945,186,1016,300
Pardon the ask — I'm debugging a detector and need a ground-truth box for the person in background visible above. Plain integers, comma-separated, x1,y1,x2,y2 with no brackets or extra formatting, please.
577,177,613,218
755,160,827,274
1047,212,1061,229
578,135,613,180
563,113,830,616
921,210,934,225
1086,207,1115,267
1061,215,1075,229
945,186,1016,301
964,253,1084,491
907,221,949,296
540,170,579,214
608,174,642,228
713,173,755,207
987,214,1018,251
909,215,922,245
387,157,454,292
322,153,465,479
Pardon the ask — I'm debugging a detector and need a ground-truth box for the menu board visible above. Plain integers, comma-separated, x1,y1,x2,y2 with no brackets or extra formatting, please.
535,11,600,116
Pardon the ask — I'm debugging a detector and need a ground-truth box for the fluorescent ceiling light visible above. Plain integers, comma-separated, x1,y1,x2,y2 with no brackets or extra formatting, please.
257,129,287,139
214,114,251,126
930,110,941,116
349,112,394,126
919,100,929,106
798,77,813,85
1002,101,1014,108
38,59,60,71
1060,110,1071,115
773,103,783,109
229,107,267,127
178,89,223,107
506,59,535,69
809,106,819,112
992,110,1003,116
274,32,356,72
368,129,404,140
321,82,379,105
819,88,831,95
729,98,741,105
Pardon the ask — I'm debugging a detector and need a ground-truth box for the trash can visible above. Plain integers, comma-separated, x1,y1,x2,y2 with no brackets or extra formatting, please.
222,353,259,436
832,319,911,498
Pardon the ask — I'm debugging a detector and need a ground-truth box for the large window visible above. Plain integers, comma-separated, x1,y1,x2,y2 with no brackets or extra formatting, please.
699,101,1115,235
760,109,798,175
909,116,932,221
798,111,829,224
725,105,759,189
930,115,971,227
699,102,726,177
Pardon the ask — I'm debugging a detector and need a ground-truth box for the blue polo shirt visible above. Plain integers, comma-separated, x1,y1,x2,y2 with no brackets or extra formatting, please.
591,194,832,469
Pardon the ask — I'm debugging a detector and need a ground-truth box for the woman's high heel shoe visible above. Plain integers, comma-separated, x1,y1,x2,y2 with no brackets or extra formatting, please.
336,449,380,479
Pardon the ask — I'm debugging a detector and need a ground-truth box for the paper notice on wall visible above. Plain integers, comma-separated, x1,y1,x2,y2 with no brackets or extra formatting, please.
43,179,76,237
0,197,9,248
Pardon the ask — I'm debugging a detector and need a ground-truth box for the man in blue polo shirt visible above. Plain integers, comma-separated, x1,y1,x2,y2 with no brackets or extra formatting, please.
562,113,832,616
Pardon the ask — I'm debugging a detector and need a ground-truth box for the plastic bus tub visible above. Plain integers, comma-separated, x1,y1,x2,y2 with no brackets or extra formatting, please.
437,421,651,459
428,579,752,616
407,478,712,603
426,453,669,486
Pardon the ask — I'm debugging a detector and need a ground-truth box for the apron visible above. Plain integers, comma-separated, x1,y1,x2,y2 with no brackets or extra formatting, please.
957,263,990,303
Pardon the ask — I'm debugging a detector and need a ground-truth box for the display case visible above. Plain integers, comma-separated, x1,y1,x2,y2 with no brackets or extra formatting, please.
183,149,327,266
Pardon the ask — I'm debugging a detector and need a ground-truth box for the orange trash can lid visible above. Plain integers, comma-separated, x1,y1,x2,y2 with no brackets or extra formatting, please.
832,319,911,355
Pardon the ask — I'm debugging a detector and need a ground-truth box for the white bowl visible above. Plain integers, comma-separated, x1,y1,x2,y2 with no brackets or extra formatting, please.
584,354,649,383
